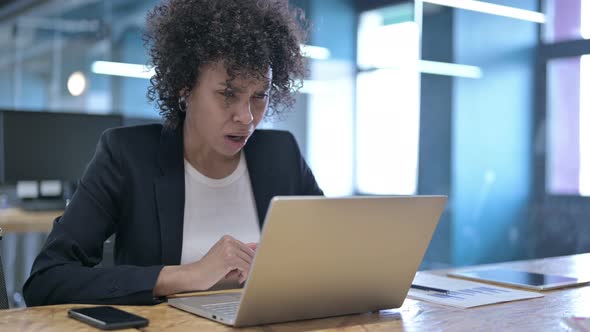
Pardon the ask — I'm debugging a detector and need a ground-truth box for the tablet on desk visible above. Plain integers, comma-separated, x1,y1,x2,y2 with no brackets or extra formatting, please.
448,268,590,291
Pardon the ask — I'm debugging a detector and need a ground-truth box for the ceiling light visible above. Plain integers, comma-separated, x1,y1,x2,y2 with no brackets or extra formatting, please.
300,44,331,60
91,61,154,79
422,0,545,23
67,71,87,96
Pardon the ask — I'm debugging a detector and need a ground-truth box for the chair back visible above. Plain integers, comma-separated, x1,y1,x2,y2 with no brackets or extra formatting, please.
0,227,8,309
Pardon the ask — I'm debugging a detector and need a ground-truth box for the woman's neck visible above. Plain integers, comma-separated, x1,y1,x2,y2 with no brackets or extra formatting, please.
183,128,240,179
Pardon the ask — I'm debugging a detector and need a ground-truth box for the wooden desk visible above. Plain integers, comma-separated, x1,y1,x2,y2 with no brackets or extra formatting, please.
0,208,61,233
1,254,589,331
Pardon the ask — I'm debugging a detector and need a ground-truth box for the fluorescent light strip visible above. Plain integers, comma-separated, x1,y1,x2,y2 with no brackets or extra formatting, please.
91,61,155,79
423,0,545,23
92,44,330,80
300,44,331,60
580,55,590,195
374,60,482,79
418,60,482,79
92,59,479,92
91,60,326,95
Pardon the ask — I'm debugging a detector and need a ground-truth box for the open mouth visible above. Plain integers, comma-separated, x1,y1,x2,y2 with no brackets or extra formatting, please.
226,135,246,142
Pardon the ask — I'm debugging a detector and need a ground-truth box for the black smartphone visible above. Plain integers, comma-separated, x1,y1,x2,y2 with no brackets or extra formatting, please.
68,306,149,330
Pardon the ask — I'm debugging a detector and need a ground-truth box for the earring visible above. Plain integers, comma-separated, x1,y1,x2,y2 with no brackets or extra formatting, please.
178,96,187,112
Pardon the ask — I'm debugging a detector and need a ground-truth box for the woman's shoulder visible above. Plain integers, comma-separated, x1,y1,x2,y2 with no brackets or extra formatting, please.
99,123,165,157
249,129,295,144
102,123,163,143
246,129,299,155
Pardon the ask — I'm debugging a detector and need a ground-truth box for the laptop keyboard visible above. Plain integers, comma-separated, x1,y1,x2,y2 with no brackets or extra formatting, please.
202,301,240,318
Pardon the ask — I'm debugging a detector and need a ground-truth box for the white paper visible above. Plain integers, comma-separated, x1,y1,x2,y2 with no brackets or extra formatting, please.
561,317,590,332
407,272,544,308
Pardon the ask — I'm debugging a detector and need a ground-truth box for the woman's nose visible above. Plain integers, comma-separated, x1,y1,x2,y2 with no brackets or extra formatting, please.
233,101,254,124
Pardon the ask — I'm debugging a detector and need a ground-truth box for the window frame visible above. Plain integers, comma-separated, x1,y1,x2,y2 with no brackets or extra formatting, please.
535,0,590,201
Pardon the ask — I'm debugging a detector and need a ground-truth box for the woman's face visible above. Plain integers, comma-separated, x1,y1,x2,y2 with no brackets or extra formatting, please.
184,62,271,159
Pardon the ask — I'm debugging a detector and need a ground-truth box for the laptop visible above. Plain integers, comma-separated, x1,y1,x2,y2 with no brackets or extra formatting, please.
168,195,447,327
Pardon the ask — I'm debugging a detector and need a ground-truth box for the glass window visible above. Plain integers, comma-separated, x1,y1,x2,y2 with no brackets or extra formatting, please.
356,4,419,195
543,0,589,43
545,55,590,195
0,0,159,118
580,54,590,194
356,69,419,194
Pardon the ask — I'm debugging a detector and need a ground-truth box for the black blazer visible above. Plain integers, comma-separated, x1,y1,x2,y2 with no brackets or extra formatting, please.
23,124,323,306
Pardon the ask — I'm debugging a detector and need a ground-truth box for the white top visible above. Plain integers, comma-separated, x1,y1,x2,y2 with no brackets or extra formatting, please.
180,152,260,264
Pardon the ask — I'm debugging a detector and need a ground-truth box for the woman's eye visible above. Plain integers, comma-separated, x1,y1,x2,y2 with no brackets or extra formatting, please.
220,90,236,98
252,93,269,100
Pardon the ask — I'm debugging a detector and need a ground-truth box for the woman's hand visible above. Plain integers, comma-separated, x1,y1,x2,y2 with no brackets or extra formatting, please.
193,235,257,288
154,235,257,296
222,242,257,282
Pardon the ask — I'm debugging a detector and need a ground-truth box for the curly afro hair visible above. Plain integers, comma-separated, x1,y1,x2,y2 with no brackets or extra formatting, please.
144,0,309,128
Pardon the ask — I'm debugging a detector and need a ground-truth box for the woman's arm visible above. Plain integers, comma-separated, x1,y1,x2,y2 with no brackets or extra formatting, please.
23,129,165,306
154,236,256,296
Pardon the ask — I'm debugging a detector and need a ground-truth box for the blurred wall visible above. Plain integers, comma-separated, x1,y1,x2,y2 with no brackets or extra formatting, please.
419,6,453,267
452,0,537,265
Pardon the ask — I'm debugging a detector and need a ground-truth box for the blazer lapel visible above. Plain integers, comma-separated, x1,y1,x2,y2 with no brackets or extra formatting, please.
154,126,185,265
244,131,273,228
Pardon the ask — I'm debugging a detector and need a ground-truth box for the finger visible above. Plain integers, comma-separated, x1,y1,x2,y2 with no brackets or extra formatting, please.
221,242,254,265
230,268,249,286
228,255,251,277
234,241,256,259
233,247,255,265
245,242,258,251
220,236,255,259
224,269,241,280
239,273,247,284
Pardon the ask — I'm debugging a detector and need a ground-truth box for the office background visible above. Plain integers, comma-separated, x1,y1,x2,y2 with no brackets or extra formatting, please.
0,0,588,308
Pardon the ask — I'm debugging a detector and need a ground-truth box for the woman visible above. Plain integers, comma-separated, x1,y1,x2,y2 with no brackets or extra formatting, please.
23,0,322,306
